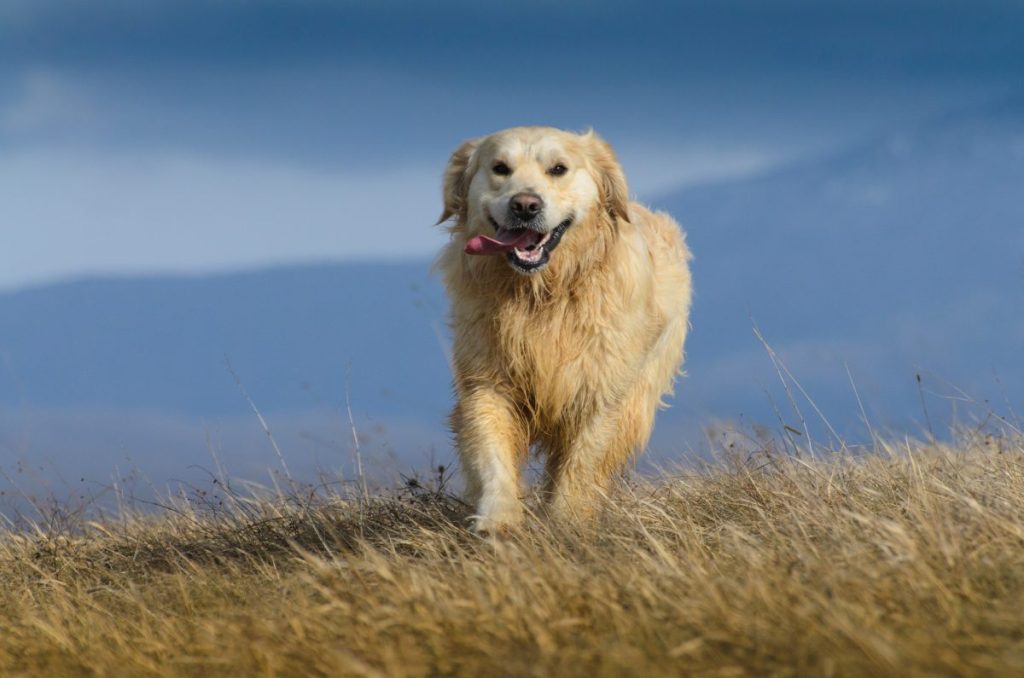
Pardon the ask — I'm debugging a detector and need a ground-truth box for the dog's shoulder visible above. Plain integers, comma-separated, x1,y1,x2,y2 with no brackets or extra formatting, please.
625,203,691,262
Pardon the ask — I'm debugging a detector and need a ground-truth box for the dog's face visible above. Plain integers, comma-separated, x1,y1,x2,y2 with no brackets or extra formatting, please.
440,127,630,275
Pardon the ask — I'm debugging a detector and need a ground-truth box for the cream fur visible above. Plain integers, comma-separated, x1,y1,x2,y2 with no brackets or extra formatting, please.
436,126,692,533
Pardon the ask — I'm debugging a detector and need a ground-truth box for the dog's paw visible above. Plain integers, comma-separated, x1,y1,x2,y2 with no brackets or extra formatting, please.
544,489,602,525
470,509,523,538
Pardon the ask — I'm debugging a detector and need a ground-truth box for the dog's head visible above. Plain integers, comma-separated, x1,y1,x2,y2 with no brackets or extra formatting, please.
439,127,629,275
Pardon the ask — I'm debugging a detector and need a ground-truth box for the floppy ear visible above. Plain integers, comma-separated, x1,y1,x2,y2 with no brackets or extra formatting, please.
437,138,480,224
586,131,630,222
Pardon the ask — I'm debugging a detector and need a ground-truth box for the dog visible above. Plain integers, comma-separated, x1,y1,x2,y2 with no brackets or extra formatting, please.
436,126,692,534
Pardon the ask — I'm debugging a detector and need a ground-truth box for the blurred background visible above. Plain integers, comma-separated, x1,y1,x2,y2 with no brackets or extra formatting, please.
1,0,1022,505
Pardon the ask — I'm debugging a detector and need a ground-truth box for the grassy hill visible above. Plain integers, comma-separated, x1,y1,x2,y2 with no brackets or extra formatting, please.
2,434,1023,676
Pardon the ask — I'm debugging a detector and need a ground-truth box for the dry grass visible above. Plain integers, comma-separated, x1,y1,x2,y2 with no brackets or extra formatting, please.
2,436,1024,676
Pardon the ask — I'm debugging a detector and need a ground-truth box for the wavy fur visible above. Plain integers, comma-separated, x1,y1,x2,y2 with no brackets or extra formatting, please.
436,127,692,533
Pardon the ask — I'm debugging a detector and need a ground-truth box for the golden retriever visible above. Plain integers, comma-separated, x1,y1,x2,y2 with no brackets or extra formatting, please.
436,126,691,533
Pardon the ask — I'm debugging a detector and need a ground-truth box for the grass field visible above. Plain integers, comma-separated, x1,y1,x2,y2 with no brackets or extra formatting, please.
2,433,1023,676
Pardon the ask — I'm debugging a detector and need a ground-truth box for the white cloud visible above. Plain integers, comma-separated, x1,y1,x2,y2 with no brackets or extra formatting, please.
0,148,445,290
617,144,780,196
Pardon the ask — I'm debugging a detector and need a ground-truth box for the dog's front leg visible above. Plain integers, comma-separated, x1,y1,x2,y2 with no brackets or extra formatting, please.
543,405,628,524
453,387,527,534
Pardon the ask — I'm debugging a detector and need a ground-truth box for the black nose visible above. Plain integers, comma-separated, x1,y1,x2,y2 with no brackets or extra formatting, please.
509,192,544,221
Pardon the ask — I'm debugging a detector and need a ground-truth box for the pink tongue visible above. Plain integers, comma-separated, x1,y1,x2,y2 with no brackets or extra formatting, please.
465,228,542,255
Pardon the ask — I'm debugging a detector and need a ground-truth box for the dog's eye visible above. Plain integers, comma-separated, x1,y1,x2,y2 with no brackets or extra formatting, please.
548,163,568,177
492,162,511,176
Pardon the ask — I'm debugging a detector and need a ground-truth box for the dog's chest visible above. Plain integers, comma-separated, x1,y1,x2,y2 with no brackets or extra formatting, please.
494,292,646,418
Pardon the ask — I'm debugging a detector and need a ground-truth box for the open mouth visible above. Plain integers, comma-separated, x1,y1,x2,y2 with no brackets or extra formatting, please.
464,215,574,273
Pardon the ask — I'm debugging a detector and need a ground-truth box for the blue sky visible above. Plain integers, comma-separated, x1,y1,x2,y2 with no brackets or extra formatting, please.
1,1,1023,497
2,0,1022,289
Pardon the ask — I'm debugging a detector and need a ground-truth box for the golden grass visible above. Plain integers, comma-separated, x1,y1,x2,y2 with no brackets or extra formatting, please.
2,437,1024,676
